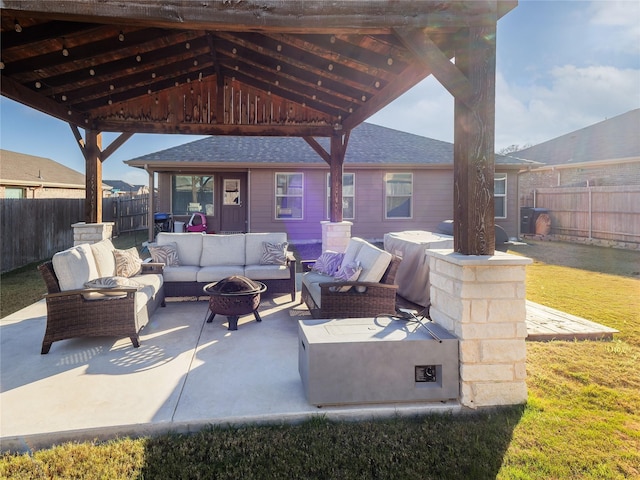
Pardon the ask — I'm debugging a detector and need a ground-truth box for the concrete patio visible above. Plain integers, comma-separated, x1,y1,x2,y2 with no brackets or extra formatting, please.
0,293,462,453
0,289,616,453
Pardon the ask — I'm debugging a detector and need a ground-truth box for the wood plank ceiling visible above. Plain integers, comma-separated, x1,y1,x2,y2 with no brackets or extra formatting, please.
0,1,515,138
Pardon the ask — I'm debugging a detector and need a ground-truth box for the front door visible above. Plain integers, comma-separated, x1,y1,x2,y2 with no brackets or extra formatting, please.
220,174,247,233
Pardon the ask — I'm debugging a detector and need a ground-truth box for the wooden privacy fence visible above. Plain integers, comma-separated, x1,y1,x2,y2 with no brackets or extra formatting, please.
1,198,84,273
102,195,150,236
1,195,152,273
533,186,640,245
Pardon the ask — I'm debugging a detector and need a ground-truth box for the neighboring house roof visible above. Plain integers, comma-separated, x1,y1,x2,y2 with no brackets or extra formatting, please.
103,180,146,193
0,149,85,188
125,122,536,169
0,149,110,190
512,109,640,166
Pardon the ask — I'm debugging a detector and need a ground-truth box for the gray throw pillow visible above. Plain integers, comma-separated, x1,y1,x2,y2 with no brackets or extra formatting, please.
260,241,288,265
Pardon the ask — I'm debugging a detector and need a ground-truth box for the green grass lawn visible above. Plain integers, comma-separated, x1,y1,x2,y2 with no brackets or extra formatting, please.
1,238,639,479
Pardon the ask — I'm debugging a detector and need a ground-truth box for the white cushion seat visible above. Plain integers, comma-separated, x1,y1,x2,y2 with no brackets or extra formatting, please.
244,264,291,280
196,265,245,283
162,265,200,282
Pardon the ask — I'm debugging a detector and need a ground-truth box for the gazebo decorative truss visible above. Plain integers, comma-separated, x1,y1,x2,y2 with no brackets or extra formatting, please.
0,0,517,255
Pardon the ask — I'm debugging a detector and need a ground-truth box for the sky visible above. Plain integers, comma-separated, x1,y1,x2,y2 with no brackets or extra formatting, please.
1,0,639,186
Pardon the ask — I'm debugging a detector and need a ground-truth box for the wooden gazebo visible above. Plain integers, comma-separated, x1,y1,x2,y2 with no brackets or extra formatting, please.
1,0,517,255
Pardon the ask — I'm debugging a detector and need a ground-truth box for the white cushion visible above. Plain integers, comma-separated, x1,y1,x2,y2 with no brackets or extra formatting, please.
301,270,333,290
157,233,203,266
354,242,392,284
90,239,116,277
196,265,245,283
132,273,163,293
341,237,367,269
200,234,245,266
245,233,287,265
52,244,99,291
244,264,291,280
162,265,200,282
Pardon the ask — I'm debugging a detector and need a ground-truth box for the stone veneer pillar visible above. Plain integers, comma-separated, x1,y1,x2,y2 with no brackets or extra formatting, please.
427,249,532,408
321,221,352,253
72,222,114,245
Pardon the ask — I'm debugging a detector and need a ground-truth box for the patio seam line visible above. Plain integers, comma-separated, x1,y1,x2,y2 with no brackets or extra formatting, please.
169,305,209,423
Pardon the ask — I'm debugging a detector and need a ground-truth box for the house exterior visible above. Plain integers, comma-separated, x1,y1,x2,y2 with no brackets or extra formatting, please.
513,109,640,247
126,123,533,242
0,150,111,199
515,109,640,201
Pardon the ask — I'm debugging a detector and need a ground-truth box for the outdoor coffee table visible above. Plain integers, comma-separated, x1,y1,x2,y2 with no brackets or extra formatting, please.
203,276,267,330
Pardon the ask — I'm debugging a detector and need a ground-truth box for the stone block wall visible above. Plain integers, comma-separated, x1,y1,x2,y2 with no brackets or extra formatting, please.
427,249,532,408
321,221,352,253
72,222,114,245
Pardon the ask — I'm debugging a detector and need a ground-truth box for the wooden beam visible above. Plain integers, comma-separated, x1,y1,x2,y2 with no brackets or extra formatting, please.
100,132,134,162
329,131,350,223
84,130,103,223
453,23,497,256
2,2,518,33
69,123,85,150
207,34,226,124
394,28,475,108
90,119,335,137
1,76,87,126
303,136,331,164
342,62,430,131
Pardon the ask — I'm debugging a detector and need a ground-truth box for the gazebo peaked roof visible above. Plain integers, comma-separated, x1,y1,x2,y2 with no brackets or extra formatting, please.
1,0,518,255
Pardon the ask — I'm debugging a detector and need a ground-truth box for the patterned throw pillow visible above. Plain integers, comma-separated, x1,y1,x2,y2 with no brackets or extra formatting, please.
149,243,180,266
260,241,288,265
330,261,362,293
113,247,143,278
312,251,345,276
84,276,142,296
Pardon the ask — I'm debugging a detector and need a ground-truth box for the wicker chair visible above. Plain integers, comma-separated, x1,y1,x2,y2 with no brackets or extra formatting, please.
37,261,165,354
300,255,401,319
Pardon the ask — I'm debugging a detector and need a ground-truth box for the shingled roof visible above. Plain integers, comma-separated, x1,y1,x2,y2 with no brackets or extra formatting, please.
125,122,534,169
512,109,640,166
0,150,87,188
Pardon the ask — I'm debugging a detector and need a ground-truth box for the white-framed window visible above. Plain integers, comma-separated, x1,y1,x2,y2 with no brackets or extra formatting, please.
494,173,507,219
171,175,214,215
326,172,355,219
385,173,412,219
4,187,25,198
275,172,303,220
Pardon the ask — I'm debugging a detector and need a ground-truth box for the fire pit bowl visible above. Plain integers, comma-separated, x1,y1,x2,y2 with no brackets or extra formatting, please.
203,276,267,330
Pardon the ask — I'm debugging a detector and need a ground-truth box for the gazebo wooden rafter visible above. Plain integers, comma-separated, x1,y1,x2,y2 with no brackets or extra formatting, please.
1,0,517,255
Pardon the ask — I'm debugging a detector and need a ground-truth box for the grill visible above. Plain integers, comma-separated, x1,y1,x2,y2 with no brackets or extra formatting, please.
203,276,267,330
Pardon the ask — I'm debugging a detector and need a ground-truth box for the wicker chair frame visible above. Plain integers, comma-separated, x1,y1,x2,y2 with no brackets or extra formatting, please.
37,261,165,354
301,255,401,319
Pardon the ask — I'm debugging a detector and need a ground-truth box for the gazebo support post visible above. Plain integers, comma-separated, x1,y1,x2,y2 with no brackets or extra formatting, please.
304,130,352,253
84,130,103,224
453,24,496,256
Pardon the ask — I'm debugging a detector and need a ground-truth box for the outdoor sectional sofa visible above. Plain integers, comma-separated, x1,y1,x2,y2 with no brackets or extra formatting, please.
301,237,401,319
38,239,165,354
153,232,296,301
